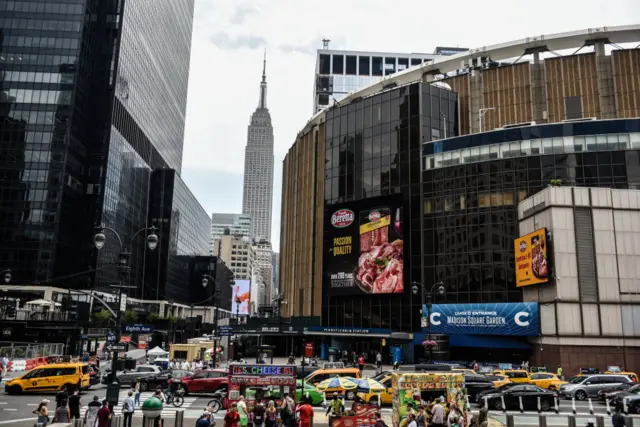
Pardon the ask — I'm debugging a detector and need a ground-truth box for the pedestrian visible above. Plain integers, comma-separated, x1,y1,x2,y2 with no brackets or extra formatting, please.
55,385,68,409
430,397,445,427
472,360,479,372
69,389,81,420
326,392,344,426
134,378,141,406
416,406,426,427
296,398,314,427
253,401,266,427
154,386,166,403
121,390,135,427
374,412,387,427
469,407,488,427
447,402,462,427
358,354,365,372
54,398,71,423
237,395,249,427
376,352,382,372
197,412,212,427
557,365,563,380
96,399,112,427
1,355,8,377
85,396,101,427
33,399,50,426
281,392,295,427
612,404,626,427
224,403,240,427
266,400,277,427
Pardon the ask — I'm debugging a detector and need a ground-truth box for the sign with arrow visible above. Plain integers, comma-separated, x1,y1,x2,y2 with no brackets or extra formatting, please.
106,344,127,352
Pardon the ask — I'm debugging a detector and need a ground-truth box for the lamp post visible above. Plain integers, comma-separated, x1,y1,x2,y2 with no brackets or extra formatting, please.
1,269,11,284
412,280,445,363
93,225,158,381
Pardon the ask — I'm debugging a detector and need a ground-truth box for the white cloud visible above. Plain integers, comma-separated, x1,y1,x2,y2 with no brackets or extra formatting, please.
181,0,638,253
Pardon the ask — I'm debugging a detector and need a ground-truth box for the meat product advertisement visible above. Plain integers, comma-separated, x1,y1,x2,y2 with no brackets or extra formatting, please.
324,197,405,295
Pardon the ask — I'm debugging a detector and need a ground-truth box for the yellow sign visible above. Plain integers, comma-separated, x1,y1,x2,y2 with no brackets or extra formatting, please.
514,228,549,287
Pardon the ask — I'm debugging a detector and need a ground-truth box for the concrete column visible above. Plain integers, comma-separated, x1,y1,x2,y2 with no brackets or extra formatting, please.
531,52,548,123
594,40,617,119
469,69,484,133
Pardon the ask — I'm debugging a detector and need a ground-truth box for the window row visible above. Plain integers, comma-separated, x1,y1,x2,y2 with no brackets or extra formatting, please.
0,53,77,66
1,35,80,50
2,89,72,105
2,70,72,85
1,2,84,15
424,133,640,170
319,53,431,77
0,18,82,32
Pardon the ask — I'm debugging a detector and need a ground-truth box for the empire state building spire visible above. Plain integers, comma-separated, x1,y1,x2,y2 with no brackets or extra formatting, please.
259,50,267,109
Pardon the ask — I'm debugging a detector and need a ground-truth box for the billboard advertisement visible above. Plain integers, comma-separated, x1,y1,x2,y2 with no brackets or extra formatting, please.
232,279,250,315
514,228,549,288
425,302,540,336
323,196,404,295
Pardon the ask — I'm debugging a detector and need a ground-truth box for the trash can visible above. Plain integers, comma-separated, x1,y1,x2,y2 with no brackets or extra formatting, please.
328,347,337,363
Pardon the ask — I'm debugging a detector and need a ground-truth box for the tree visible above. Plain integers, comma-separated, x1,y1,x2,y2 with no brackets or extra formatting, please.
147,312,159,323
92,308,112,327
548,178,562,187
123,310,138,325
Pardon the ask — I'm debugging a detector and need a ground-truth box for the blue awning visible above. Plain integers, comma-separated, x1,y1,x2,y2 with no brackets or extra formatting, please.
448,334,532,350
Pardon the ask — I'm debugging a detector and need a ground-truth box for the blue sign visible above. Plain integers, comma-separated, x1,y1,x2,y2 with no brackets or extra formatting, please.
424,303,540,336
106,333,115,343
217,326,234,337
122,324,153,333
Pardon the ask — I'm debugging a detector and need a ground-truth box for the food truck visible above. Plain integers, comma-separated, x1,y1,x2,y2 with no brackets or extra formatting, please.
392,372,469,427
228,364,297,412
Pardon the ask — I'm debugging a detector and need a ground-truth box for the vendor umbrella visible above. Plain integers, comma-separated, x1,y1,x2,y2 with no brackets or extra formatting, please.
353,377,386,394
315,376,358,392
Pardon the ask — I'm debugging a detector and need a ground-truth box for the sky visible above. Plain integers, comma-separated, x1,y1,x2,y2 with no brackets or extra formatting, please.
180,0,638,252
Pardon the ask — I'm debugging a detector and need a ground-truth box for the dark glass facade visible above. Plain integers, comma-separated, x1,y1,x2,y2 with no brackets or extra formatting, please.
322,82,458,331
322,79,640,333
0,0,207,305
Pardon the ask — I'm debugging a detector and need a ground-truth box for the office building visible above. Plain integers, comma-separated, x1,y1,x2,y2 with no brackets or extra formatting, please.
280,26,640,366
313,47,444,113
271,252,279,299
242,55,274,241
0,1,213,305
210,213,252,250
213,234,255,281
252,239,273,304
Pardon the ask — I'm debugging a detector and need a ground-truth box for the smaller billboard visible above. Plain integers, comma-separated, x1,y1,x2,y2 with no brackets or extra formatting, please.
514,228,550,288
425,302,540,336
232,280,250,315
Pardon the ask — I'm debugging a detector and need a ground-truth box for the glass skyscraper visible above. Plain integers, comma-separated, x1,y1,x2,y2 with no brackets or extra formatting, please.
0,0,207,299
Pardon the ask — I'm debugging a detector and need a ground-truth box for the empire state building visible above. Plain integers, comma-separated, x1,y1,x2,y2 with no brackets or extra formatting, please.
242,54,274,241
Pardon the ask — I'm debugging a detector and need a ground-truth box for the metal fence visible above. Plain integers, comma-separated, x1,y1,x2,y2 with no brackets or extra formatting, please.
0,341,66,359
494,413,638,426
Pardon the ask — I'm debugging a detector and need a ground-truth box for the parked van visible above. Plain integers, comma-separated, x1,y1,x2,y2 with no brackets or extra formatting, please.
4,362,90,394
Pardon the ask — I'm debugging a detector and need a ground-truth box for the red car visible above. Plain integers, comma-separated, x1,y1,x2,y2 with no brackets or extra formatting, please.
168,369,228,395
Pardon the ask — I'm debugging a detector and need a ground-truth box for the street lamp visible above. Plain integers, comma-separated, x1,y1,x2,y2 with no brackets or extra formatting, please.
93,224,158,381
1,269,11,284
412,280,445,363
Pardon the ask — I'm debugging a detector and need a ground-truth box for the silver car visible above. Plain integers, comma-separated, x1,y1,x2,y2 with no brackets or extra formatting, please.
559,375,632,400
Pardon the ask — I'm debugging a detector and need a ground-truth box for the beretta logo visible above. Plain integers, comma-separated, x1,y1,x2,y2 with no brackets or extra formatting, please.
331,209,354,228
368,211,382,222
519,241,527,252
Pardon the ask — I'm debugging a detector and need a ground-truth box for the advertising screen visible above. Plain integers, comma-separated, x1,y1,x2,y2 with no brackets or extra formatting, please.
323,196,404,295
514,228,549,287
425,302,540,336
231,279,250,315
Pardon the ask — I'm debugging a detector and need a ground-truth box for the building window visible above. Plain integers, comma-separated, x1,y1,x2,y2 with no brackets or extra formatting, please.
411,58,422,66
346,55,357,75
384,57,396,75
319,54,330,74
372,57,383,76
359,56,370,76
565,96,583,120
332,55,344,74
398,58,409,71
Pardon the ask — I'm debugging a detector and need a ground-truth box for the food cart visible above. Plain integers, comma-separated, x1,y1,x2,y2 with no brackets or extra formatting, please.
391,372,469,427
228,364,297,412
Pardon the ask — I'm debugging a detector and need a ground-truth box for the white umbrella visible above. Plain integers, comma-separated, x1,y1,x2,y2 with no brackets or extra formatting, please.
147,346,168,356
25,299,61,307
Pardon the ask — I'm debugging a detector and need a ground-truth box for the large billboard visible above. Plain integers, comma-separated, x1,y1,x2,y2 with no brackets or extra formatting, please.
323,196,404,295
514,228,550,288
232,279,250,315
425,303,540,336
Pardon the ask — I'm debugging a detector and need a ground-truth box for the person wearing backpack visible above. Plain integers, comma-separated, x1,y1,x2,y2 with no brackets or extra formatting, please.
280,392,295,427
122,390,135,427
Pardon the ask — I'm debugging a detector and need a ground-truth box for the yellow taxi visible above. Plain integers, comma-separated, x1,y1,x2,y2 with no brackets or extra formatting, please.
484,373,511,388
304,368,361,399
361,373,393,405
4,362,90,394
527,372,567,390
493,370,530,383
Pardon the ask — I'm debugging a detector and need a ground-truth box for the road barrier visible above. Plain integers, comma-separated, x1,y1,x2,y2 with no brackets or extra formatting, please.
9,359,26,371
495,413,638,427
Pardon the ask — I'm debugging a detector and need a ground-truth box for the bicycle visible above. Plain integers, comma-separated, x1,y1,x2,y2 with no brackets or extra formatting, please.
206,390,227,413
166,389,185,407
